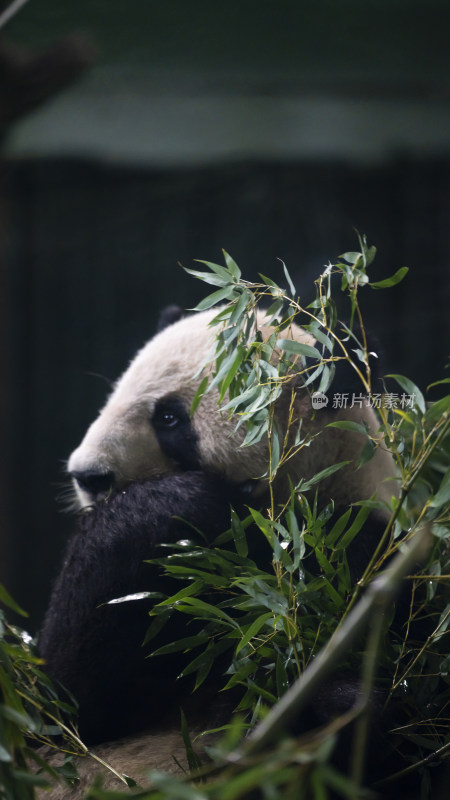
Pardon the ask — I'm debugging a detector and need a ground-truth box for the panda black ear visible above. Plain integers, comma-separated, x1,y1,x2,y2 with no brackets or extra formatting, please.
156,305,184,333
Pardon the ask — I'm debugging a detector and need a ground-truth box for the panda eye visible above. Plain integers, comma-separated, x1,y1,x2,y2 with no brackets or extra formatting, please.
151,395,199,469
159,411,179,428
152,400,184,431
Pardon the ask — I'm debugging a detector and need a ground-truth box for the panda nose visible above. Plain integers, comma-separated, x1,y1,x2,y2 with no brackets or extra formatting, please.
71,470,115,496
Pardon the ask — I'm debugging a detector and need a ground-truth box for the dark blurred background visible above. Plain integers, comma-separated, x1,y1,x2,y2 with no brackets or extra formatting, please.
0,0,449,628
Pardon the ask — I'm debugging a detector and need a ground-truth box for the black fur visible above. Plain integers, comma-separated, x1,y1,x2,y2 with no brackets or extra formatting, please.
152,394,201,470
156,305,184,333
40,470,388,746
39,473,245,743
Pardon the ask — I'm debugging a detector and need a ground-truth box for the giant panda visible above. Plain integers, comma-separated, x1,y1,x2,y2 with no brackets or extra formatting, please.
37,304,398,797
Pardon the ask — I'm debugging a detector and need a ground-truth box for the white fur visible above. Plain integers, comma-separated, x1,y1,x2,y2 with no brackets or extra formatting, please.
35,729,209,798
68,308,396,509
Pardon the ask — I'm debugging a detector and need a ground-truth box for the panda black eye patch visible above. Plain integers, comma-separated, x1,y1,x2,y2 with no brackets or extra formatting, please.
151,396,200,470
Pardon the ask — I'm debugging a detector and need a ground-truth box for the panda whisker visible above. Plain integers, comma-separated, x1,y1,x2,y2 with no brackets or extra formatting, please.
54,481,80,514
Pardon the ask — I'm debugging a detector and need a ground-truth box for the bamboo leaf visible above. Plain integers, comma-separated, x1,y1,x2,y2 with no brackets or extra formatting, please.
430,465,450,508
195,259,235,281
280,259,296,296
193,286,237,311
0,585,28,617
386,373,426,414
278,339,322,360
190,375,209,416
326,508,352,547
231,509,249,558
222,250,242,281
236,612,273,654
218,347,246,403
327,420,368,436
370,266,409,289
296,461,349,492
184,266,228,286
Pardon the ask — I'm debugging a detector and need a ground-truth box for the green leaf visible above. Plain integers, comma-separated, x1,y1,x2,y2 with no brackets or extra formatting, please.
195,258,235,281
338,504,373,549
386,374,426,414
151,634,210,657
220,384,261,413
193,286,237,311
142,608,172,645
259,273,281,290
265,298,285,323
1,707,35,730
184,267,228,287
152,579,205,607
231,509,249,557
326,508,352,547
327,420,368,436
190,375,209,416
236,612,273,654
275,653,290,697
222,250,242,281
217,347,246,403
431,523,450,540
427,378,450,390
356,436,376,467
432,603,450,643
286,509,305,569
370,266,409,289
321,577,344,609
314,548,335,576
0,585,28,617
174,597,239,628
296,461,349,492
430,465,450,508
150,770,208,799
319,364,335,394
280,259,296,296
180,709,203,772
229,288,251,325
270,425,281,475
236,577,289,616
156,564,228,587
248,508,274,546
340,251,362,265
307,324,333,351
0,743,12,762
278,339,322,360
424,394,450,425
181,640,231,689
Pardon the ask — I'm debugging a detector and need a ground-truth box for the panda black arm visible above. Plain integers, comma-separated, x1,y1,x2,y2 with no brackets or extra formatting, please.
39,472,242,744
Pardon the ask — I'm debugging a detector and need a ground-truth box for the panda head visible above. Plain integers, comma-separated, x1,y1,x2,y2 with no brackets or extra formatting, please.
68,307,270,508
68,306,396,510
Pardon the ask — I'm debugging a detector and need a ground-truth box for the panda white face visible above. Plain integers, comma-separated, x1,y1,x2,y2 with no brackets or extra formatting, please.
67,310,270,508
